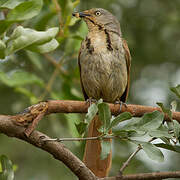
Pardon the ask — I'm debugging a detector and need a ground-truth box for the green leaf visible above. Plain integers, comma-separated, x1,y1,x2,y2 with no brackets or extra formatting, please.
160,137,171,145
155,143,180,153
12,165,18,172
97,99,103,104
118,117,141,131
157,102,172,119
0,155,14,180
116,112,164,135
112,129,140,137
167,121,174,131
85,103,98,123
173,120,180,140
0,40,6,50
109,112,132,129
0,20,13,35
65,0,74,14
6,26,59,55
27,39,59,53
0,70,44,87
134,111,164,131
72,0,80,8
0,0,43,35
171,100,177,112
148,129,173,138
98,103,111,133
170,85,180,99
141,142,164,162
71,35,84,40
75,122,87,135
141,111,164,131
7,0,43,21
120,111,163,132
0,0,23,9
100,140,111,160
0,40,6,59
148,125,173,138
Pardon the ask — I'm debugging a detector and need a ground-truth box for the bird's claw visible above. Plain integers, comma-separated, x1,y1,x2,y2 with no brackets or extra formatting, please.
86,97,97,106
114,100,127,113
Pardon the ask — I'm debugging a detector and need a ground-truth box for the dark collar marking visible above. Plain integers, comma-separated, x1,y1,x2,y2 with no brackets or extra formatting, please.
86,37,94,54
104,29,113,51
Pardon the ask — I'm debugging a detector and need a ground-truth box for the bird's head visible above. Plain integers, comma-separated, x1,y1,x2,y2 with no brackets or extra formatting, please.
72,8,121,36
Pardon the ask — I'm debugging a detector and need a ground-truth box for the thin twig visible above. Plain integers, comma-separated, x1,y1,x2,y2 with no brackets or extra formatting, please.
45,136,102,142
39,65,60,101
52,0,64,35
119,145,142,174
39,55,66,101
43,135,121,142
44,53,59,67
119,138,156,174
43,54,67,74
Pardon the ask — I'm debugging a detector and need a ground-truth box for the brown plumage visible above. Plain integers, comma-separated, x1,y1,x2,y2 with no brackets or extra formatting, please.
73,8,131,177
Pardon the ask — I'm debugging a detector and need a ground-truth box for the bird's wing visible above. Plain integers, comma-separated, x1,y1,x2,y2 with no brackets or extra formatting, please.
78,41,89,100
120,39,131,102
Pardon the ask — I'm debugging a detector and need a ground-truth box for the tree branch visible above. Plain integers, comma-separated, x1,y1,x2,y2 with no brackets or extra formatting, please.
9,100,179,121
100,171,180,180
46,100,180,122
8,100,180,134
0,115,97,180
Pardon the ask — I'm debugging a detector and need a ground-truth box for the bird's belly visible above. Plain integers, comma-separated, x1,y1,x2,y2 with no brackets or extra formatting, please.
80,51,127,103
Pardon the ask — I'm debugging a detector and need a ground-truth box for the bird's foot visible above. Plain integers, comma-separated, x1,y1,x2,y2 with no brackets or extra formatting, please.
86,97,97,106
114,100,127,113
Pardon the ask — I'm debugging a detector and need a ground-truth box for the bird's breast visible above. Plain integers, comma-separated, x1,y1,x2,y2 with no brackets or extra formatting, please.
79,34,127,102
87,31,107,53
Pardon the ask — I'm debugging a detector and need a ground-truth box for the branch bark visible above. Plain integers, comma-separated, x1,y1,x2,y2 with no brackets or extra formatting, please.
100,171,180,180
46,100,180,122
0,115,97,180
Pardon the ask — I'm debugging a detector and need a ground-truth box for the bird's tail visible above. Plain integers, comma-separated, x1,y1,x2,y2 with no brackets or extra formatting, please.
83,115,112,177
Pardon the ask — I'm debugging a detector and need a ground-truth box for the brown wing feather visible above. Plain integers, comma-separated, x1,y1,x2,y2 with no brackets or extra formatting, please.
78,42,89,100
120,39,131,102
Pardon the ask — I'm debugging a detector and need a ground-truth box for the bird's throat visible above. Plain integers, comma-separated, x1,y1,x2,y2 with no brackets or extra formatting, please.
87,29,113,53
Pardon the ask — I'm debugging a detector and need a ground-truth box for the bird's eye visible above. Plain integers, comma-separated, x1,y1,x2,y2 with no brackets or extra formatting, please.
95,11,101,16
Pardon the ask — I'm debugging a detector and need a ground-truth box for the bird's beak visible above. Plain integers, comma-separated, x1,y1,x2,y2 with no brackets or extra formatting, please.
72,12,91,18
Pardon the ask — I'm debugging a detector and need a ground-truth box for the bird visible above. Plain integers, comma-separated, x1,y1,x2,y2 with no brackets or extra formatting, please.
72,8,131,177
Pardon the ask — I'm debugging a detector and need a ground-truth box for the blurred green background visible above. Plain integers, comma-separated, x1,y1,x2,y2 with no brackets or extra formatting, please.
0,0,180,179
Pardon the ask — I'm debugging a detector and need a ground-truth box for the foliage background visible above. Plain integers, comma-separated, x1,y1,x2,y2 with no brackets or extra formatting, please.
0,0,180,179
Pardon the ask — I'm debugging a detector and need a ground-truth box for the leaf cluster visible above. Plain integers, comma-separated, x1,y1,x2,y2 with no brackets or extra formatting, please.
0,155,15,180
0,0,59,59
77,91,180,163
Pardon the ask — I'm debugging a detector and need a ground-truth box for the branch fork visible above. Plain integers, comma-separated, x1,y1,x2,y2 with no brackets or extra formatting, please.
12,102,48,136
